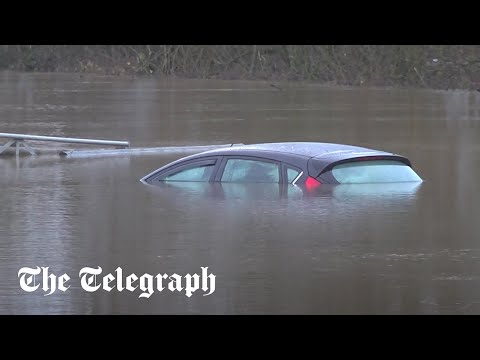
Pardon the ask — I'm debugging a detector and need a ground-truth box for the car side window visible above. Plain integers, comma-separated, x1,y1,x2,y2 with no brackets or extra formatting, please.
221,158,280,183
286,167,301,183
162,164,215,182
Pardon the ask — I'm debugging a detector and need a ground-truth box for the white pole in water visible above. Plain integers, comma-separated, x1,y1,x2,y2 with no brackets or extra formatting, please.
0,132,130,155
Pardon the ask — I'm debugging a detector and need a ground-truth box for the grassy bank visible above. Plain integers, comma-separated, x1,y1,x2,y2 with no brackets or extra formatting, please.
1,45,479,90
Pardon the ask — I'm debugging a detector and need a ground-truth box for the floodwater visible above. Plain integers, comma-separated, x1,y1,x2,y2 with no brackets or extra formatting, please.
1,72,480,314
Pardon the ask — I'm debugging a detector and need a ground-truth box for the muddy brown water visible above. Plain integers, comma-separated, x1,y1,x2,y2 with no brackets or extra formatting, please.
1,72,480,314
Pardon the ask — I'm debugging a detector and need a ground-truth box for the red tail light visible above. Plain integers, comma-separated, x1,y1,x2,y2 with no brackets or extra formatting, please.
305,176,321,191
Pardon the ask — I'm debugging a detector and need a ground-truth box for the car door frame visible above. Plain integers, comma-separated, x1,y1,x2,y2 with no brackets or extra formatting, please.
146,156,224,183
214,155,284,183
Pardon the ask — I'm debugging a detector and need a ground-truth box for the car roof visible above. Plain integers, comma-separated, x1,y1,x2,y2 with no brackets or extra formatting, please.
194,142,396,159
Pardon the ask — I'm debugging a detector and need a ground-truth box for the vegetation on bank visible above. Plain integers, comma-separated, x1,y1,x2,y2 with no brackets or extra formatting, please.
1,45,479,90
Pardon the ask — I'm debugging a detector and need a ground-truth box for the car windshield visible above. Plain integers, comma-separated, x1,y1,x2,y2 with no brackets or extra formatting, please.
331,160,422,184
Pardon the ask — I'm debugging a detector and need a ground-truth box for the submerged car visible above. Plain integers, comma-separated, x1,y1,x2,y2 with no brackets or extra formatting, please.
140,142,422,188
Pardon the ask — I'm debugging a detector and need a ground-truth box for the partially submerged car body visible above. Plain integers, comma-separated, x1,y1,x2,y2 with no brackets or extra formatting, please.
140,142,422,188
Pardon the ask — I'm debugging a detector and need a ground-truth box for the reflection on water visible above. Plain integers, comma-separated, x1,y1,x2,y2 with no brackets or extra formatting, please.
1,73,480,314
149,181,422,203
153,182,303,200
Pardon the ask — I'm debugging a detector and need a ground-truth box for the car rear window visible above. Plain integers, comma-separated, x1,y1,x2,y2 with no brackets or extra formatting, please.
331,160,422,184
